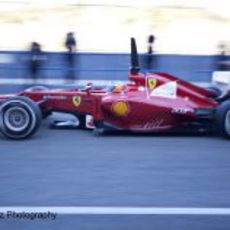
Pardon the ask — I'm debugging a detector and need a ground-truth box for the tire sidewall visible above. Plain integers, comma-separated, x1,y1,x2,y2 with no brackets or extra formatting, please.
215,100,230,138
0,97,42,139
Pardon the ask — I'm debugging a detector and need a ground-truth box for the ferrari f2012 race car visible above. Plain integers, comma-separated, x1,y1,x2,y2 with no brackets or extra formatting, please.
0,38,230,139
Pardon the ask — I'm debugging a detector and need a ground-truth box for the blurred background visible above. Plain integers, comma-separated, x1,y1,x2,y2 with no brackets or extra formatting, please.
0,0,230,91
1,0,230,54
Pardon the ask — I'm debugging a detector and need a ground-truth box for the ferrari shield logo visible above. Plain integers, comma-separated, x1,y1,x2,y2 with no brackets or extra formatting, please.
72,95,82,107
147,78,157,90
112,101,130,116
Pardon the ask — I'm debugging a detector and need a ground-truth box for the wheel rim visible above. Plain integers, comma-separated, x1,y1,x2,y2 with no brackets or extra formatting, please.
4,107,30,132
225,110,230,135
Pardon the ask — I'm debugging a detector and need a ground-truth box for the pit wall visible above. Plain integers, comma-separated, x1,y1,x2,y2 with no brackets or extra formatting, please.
0,51,227,82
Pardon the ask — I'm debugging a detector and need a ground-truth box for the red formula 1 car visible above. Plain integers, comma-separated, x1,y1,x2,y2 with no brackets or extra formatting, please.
0,38,230,139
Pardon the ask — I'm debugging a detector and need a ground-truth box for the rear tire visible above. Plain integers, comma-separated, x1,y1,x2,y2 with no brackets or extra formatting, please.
0,96,42,139
215,100,230,138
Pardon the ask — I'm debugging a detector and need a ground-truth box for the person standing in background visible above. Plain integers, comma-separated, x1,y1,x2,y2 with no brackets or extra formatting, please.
146,34,155,70
216,42,229,71
29,42,45,81
65,32,77,80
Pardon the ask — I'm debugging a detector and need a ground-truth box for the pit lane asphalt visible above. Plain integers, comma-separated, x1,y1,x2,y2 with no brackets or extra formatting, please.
0,86,230,229
0,114,230,230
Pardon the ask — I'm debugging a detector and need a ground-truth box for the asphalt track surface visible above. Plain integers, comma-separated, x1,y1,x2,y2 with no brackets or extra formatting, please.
0,85,230,229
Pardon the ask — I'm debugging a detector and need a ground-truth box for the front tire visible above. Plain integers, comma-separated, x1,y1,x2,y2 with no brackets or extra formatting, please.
215,100,230,138
0,96,42,139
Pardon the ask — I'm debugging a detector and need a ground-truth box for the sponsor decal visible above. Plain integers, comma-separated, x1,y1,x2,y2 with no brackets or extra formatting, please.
43,95,67,100
147,78,157,90
81,98,92,104
112,101,130,116
143,120,164,129
150,81,177,99
131,119,165,130
171,108,193,114
72,95,82,107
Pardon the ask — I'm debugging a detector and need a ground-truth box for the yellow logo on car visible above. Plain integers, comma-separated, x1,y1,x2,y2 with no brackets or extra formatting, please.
147,78,157,90
112,101,130,116
72,95,82,107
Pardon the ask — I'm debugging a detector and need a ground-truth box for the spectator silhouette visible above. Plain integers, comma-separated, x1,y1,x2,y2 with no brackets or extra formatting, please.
146,34,155,70
216,43,229,71
65,32,77,80
28,42,45,80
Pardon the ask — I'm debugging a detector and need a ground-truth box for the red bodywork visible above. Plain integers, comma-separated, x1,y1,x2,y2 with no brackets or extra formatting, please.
0,72,220,132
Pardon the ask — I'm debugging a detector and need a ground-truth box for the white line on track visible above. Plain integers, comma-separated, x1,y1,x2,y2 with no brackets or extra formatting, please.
1,207,230,215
